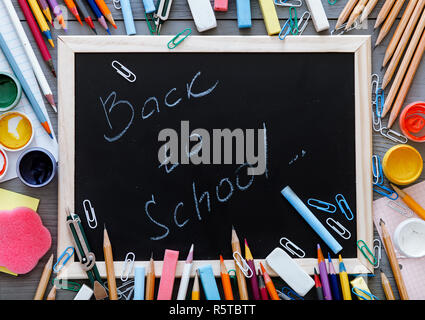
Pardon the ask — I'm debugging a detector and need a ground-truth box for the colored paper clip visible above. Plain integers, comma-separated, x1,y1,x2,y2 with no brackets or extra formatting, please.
351,287,379,300
331,20,359,35
145,12,158,35
281,286,304,300
357,240,378,266
335,194,354,221
297,11,310,35
53,246,75,273
279,237,306,258
113,0,121,9
233,251,253,278
112,60,137,83
121,252,136,282
279,19,292,40
373,239,382,269
371,74,379,102
375,88,384,119
82,199,97,229
274,0,303,7
328,0,338,4
307,198,337,213
372,155,384,185
380,127,408,144
167,28,191,49
52,278,82,292
386,200,413,217
373,183,398,200
289,7,298,35
326,218,351,239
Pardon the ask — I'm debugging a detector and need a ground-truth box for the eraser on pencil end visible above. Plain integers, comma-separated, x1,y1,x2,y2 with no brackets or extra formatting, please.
305,0,330,32
157,249,179,300
187,0,217,32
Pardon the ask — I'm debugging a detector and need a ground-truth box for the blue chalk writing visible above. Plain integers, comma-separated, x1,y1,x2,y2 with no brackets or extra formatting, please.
192,181,211,220
187,71,219,99
235,163,255,191
216,178,234,202
165,88,182,108
173,202,188,228
142,96,160,119
144,194,169,240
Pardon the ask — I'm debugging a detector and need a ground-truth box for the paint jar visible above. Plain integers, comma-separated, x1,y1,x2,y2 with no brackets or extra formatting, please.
394,218,425,258
16,147,57,188
382,144,423,185
0,111,34,151
0,148,8,180
0,72,22,112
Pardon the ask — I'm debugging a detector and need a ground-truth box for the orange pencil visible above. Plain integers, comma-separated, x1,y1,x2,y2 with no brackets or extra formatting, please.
260,262,279,300
64,0,83,25
219,255,234,300
94,0,118,29
391,184,425,220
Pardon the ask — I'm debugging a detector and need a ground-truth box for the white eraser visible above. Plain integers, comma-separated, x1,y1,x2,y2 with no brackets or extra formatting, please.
74,284,94,300
265,247,315,297
305,0,330,32
187,0,217,32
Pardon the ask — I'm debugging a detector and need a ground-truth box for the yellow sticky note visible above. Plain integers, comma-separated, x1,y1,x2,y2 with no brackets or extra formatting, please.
259,0,281,35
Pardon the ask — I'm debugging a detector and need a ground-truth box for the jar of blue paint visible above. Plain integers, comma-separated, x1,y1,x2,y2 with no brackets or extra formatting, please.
16,147,57,187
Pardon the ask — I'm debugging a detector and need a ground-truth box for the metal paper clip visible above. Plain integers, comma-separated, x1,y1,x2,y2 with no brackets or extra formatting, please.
279,19,292,40
281,286,304,300
351,287,379,300
52,278,82,292
380,127,408,144
371,74,379,102
372,110,383,132
289,7,298,35
112,60,137,83
167,28,191,49
279,237,306,258
307,198,337,213
82,199,97,229
118,280,135,300
233,251,253,278
372,155,384,185
121,252,136,282
104,281,123,299
112,0,121,9
335,194,354,221
357,240,378,266
373,183,398,200
386,200,413,217
373,239,382,269
274,0,303,7
276,289,291,300
326,218,351,239
297,11,310,35
331,19,359,35
53,246,75,273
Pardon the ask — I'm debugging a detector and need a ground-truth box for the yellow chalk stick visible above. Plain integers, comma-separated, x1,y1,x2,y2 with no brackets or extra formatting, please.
259,0,281,35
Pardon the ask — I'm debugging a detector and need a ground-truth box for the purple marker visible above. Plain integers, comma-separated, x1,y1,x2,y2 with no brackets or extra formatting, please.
317,244,333,300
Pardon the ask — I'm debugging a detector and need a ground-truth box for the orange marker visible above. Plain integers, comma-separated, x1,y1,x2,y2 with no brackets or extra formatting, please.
94,0,118,29
219,255,234,300
260,262,279,300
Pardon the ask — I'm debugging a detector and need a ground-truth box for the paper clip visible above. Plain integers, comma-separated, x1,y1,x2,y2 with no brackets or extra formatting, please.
371,74,379,102
328,0,338,4
228,269,238,287
326,218,351,239
276,289,291,300
331,20,359,35
357,240,378,266
121,252,135,282
112,0,121,9
52,278,82,292
373,183,398,200
335,194,354,221
279,19,292,40
118,280,135,300
380,127,408,144
281,286,304,300
82,199,97,229
297,11,310,35
145,12,158,35
233,251,253,278
274,0,303,7
307,198,337,213
111,60,137,83
375,88,384,118
53,246,75,273
386,200,413,217
168,28,191,49
351,287,379,300
289,7,298,35
372,155,384,185
373,239,382,269
279,237,306,258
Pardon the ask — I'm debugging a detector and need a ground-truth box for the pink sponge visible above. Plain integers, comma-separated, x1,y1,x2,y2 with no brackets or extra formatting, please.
0,207,51,274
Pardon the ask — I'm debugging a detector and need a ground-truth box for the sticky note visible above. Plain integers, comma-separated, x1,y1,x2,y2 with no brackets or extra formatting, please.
142,0,156,14
133,266,145,300
187,0,217,32
236,0,252,28
214,0,228,11
198,264,221,300
258,0,281,35
157,249,179,300
120,0,136,35
305,0,329,32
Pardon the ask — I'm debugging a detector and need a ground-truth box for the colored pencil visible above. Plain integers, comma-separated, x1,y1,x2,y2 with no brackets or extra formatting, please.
191,271,200,300
375,0,396,29
64,0,83,25
145,253,155,300
327,253,341,300
244,239,260,300
86,0,111,34
313,267,324,300
37,0,53,24
27,0,54,47
382,0,420,66
258,268,269,300
4,0,56,112
391,184,425,220
219,255,234,300
103,226,118,300
16,0,56,77
317,244,332,300
346,0,369,30
338,255,352,300
0,32,54,139
33,254,54,300
231,226,249,300
375,0,406,46
381,269,396,300
94,0,118,29
260,262,279,300
177,244,194,300
75,0,97,34
360,0,379,22
379,219,409,300
335,0,359,29
47,0,67,30
46,285,56,300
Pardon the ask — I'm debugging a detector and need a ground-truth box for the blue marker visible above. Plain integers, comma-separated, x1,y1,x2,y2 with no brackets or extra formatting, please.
236,0,252,28
120,0,136,35
198,265,221,300
133,266,145,300
281,186,343,254
142,0,156,14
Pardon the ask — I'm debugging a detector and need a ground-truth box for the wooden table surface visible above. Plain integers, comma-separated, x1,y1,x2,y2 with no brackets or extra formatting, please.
1,0,425,300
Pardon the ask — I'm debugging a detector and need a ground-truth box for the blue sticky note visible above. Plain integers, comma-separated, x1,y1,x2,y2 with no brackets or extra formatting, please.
198,265,220,300
236,0,252,28
133,266,145,300
143,0,156,14
120,0,136,35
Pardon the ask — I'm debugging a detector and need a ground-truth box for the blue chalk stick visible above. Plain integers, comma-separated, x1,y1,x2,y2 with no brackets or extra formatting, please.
236,0,252,28
281,186,343,254
133,266,145,300
142,0,156,14
120,0,136,35
198,265,221,300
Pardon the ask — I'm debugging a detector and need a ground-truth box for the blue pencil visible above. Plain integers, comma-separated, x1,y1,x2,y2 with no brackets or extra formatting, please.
0,32,53,139
328,253,342,300
85,0,110,34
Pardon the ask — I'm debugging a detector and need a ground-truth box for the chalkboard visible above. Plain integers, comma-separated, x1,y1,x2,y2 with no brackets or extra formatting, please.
58,36,373,278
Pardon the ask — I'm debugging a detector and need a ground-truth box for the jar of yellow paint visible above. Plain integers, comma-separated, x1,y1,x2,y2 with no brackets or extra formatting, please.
0,111,34,151
382,144,423,186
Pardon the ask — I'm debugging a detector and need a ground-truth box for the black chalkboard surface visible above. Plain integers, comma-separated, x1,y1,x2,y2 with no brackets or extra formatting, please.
74,52,357,262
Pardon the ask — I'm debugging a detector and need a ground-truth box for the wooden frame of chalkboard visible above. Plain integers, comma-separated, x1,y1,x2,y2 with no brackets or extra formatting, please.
57,36,372,279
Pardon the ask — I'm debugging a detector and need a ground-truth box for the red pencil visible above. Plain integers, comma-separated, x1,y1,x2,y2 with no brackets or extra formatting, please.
257,269,269,300
17,0,56,77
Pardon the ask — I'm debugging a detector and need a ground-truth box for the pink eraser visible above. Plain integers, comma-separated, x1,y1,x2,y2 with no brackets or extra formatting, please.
157,249,179,300
0,207,51,274
214,0,228,11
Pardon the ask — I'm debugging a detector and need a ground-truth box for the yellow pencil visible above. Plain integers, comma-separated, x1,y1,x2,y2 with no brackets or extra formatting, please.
191,271,200,300
27,0,54,48
391,184,425,220
338,255,352,300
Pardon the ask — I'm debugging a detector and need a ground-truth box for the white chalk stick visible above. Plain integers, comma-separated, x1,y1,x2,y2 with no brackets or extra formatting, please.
305,0,330,32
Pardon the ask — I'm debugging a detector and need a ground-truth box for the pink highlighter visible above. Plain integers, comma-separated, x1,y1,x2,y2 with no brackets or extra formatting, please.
214,0,228,11
157,249,179,300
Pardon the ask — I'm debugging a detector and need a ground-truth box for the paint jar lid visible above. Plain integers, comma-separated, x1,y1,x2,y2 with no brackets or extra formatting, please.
0,147,8,180
394,218,425,258
0,72,22,112
0,111,34,152
382,144,423,186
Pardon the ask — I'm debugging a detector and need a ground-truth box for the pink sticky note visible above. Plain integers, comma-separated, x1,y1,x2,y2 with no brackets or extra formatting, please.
157,249,179,300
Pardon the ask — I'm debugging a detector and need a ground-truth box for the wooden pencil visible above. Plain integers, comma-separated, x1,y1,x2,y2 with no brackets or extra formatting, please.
33,254,54,300
336,0,360,29
46,285,56,300
379,219,409,300
381,270,396,300
103,226,118,300
375,0,396,29
346,0,369,30
145,253,155,300
375,0,406,46
231,226,249,300
360,0,379,22
382,0,420,66
191,271,200,300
